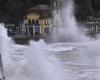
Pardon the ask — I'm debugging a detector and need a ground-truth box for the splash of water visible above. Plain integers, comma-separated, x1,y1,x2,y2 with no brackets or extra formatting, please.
0,24,28,80
0,24,68,80
25,39,67,80
50,0,89,42
0,23,14,80
0,0,100,80
0,23,13,67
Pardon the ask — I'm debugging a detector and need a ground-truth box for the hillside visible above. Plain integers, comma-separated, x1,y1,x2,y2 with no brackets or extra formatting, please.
0,0,99,23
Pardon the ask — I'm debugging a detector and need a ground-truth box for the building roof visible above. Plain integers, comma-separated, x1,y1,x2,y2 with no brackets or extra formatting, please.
29,4,51,12
26,5,52,19
38,5,51,10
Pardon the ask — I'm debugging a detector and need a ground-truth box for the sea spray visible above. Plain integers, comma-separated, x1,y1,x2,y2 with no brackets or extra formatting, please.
50,0,89,42
25,39,69,80
0,24,28,80
0,24,14,80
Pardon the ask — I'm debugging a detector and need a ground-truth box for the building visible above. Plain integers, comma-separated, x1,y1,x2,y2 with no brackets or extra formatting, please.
5,1,61,37
51,0,61,15
85,16,100,33
23,5,53,36
50,0,62,26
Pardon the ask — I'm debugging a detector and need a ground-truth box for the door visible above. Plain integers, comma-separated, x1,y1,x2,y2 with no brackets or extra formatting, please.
29,27,33,35
35,26,40,35
45,27,49,34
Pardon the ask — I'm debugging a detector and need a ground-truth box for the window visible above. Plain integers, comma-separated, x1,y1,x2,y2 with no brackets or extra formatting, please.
28,20,31,24
54,10,59,14
45,27,49,34
36,20,39,24
32,20,35,24
34,20,39,26
48,19,51,25
45,19,48,25
53,1,57,7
